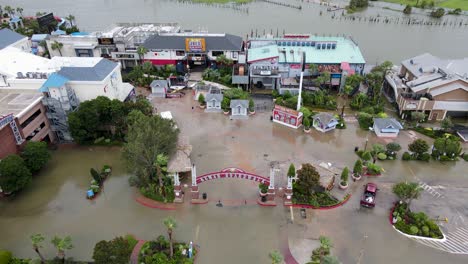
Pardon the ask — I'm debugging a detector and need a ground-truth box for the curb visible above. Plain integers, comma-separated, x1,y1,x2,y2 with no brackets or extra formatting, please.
191,199,209,205
130,240,146,264
290,194,351,210
257,198,277,207
135,196,177,210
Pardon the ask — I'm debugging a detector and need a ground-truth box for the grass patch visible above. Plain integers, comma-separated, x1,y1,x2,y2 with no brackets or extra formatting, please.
379,0,468,11
191,0,252,3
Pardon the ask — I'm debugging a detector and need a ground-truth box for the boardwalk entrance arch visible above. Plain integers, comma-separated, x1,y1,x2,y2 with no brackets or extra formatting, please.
173,165,293,205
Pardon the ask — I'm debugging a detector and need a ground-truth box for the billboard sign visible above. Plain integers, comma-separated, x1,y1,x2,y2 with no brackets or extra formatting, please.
37,13,55,28
185,38,206,52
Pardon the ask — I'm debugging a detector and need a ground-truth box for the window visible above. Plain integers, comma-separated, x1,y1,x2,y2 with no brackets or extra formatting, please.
176,50,185,56
327,43,331,49
75,49,92,57
20,109,42,128
321,44,326,49
232,52,238,59
212,51,224,56
331,43,336,49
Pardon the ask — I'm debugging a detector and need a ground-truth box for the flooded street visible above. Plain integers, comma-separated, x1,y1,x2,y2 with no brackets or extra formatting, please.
1,0,468,63
1,95,467,263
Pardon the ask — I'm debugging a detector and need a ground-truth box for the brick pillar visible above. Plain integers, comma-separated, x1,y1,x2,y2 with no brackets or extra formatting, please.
191,164,199,200
284,176,293,205
267,187,275,201
173,173,184,203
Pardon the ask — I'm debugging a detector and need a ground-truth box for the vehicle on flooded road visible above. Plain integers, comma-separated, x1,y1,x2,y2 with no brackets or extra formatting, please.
360,183,378,208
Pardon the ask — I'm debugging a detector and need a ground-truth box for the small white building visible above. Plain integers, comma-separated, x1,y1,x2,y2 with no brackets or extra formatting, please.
230,99,249,119
150,80,168,98
205,86,223,112
373,118,403,138
313,113,339,132
0,28,31,52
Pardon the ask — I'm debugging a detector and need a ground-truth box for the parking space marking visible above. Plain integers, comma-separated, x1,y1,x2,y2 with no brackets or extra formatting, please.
410,227,468,254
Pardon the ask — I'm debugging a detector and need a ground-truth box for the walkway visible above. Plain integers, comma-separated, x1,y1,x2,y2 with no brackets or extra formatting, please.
409,227,468,254
130,240,146,264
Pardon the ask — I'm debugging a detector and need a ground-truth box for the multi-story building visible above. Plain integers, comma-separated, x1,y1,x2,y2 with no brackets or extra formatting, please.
0,47,135,142
238,34,366,94
384,53,468,121
142,32,244,68
46,23,180,68
0,28,31,52
0,91,55,159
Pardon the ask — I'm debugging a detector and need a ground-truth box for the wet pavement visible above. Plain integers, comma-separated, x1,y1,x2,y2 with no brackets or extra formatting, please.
1,94,467,263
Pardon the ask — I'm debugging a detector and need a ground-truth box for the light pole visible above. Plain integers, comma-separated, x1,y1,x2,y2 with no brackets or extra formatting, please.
296,52,306,111
364,138,369,151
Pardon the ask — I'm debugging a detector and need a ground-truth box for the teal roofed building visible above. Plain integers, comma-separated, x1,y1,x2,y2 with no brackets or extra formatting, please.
246,34,366,94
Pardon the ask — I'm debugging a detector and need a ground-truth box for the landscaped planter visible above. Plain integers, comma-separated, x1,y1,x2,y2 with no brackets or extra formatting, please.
259,190,268,197
352,173,362,181
223,110,230,115
199,105,206,109
339,182,348,190
249,110,256,115
304,127,311,133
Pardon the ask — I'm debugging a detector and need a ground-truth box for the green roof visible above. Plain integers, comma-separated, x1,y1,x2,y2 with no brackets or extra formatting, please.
247,45,279,62
247,36,365,65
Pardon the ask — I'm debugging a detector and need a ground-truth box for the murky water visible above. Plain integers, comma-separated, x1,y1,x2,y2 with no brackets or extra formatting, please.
1,95,467,263
1,0,467,63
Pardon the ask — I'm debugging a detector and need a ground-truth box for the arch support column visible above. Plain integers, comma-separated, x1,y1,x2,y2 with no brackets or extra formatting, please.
267,167,276,202
191,164,199,200
284,176,293,205
173,172,184,203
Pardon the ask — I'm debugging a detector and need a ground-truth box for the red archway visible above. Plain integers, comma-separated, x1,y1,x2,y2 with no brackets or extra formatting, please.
196,167,270,185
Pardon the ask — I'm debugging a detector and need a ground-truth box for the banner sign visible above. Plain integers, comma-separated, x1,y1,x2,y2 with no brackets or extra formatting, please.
0,114,13,128
196,172,269,184
185,38,206,52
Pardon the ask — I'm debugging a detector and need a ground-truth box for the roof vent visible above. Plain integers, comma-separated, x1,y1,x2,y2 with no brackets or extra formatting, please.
410,59,414,64
419,67,423,73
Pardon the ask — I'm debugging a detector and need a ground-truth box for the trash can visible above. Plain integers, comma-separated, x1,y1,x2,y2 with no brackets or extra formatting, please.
202,193,207,200
354,146,359,152
270,116,273,121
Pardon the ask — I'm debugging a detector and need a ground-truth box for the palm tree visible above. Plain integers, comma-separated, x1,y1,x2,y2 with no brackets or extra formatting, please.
51,41,64,56
163,216,177,258
66,15,75,27
30,233,46,263
16,7,23,17
4,5,13,17
154,154,168,191
269,250,284,264
51,235,73,263
137,46,148,65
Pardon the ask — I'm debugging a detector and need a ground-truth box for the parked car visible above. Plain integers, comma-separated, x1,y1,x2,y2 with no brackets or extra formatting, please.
360,183,378,208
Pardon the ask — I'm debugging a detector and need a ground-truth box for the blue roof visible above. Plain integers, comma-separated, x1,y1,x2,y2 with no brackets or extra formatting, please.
31,34,49,42
39,73,70,92
0,28,26,49
52,30,66,35
57,59,118,81
70,32,89,36
10,18,21,23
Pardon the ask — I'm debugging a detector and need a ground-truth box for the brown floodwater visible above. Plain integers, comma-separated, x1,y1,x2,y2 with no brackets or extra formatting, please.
1,95,467,263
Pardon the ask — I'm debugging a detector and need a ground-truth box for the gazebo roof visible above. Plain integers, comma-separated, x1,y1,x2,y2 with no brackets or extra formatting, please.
167,136,192,173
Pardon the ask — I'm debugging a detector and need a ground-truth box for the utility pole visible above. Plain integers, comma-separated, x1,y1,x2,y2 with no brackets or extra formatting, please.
296,52,306,111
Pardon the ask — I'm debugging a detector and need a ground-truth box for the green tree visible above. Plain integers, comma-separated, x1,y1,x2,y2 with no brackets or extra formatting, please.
349,0,369,9
21,141,50,173
249,98,255,112
353,159,363,175
350,93,368,110
431,8,445,18
403,5,412,14
303,116,311,129
0,154,32,193
411,111,426,122
323,255,341,264
340,167,349,185
287,163,296,178
51,41,63,56
90,168,102,184
30,233,46,263
154,154,168,191
65,15,75,27
122,111,178,188
51,236,73,263
440,117,453,132
408,139,429,157
357,112,373,129
4,6,13,17
216,54,233,66
163,216,177,258
137,46,148,65
386,142,401,153
269,250,284,264
362,151,372,162
198,93,205,106
344,74,363,95
16,7,24,17
392,182,422,211
92,237,132,264
315,71,331,88
294,163,321,198
433,137,461,157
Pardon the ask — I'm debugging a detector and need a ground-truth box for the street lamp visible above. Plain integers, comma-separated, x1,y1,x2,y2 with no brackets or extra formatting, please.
364,138,369,151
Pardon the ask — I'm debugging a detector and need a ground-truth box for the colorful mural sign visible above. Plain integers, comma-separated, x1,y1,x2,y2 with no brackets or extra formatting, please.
185,38,206,52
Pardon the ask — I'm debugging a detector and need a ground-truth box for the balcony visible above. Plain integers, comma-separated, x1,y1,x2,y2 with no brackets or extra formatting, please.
232,64,249,84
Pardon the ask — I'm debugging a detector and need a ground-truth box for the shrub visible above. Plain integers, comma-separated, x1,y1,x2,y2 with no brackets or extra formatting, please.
420,153,431,162
0,154,32,193
21,141,51,173
248,98,255,112
409,226,419,235
362,151,372,161
402,152,411,161
356,150,364,158
431,8,445,18
463,154,468,162
403,5,412,14
198,93,205,105
340,167,349,184
125,235,138,251
0,250,12,264
303,117,311,129
377,153,387,160
366,163,382,175
259,183,268,193
357,112,373,130
353,159,363,174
